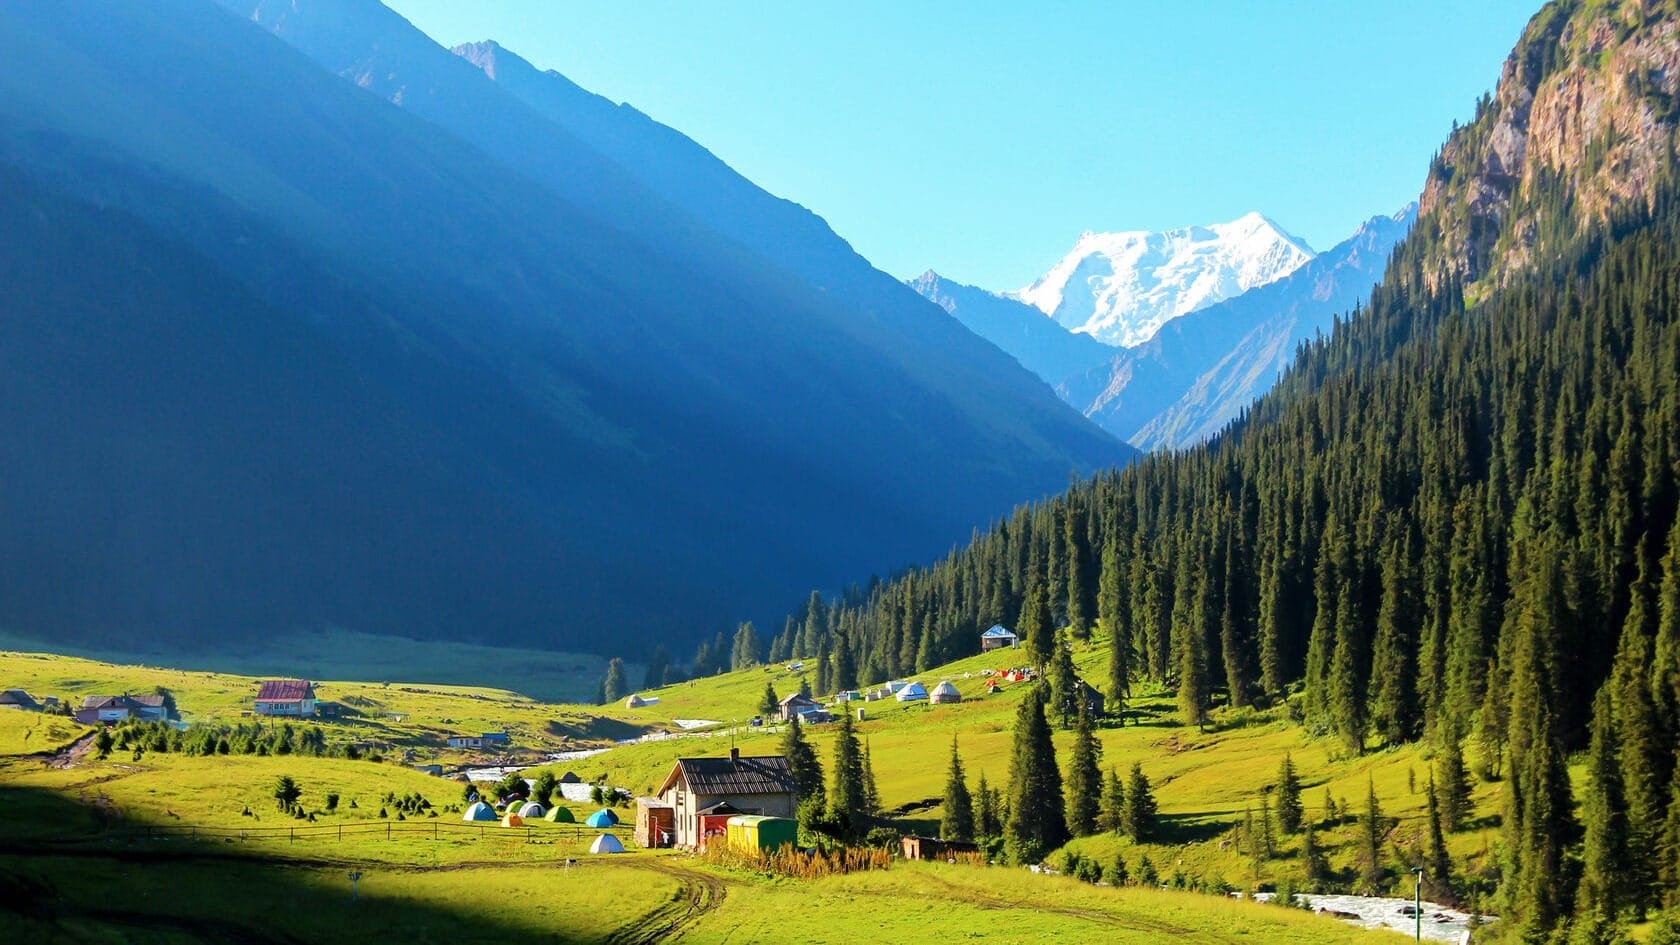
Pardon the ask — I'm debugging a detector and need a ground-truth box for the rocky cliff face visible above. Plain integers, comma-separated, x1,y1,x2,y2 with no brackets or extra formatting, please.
1420,0,1680,292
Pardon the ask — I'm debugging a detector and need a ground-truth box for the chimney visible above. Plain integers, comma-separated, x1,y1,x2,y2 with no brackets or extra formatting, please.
730,747,740,765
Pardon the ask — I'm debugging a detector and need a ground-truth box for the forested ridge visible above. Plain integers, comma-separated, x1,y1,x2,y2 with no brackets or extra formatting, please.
744,0,1680,935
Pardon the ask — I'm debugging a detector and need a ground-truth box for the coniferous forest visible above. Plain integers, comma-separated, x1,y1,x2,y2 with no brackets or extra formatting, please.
751,2,1680,938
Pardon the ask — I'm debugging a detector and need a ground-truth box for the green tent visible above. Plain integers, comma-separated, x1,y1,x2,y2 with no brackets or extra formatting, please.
546,806,576,823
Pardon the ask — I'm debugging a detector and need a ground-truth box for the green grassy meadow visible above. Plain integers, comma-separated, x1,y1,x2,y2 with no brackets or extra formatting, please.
0,635,1503,942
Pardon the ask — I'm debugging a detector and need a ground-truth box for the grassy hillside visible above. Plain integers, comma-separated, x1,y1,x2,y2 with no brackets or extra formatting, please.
0,637,1515,945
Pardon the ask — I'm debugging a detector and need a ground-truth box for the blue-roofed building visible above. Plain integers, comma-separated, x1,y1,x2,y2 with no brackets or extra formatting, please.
980,625,1019,651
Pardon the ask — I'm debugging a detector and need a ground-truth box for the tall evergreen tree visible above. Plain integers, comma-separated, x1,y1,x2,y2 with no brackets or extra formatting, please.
1100,527,1130,716
1049,627,1080,728
1066,495,1094,638
1119,762,1157,843
941,736,974,843
1005,686,1067,864
781,713,825,810
1276,753,1304,834
827,710,867,839
643,645,671,691
1425,774,1453,903
1099,767,1125,834
1019,573,1051,670
731,621,761,670
1357,779,1386,894
759,681,779,719
1438,737,1472,833
1369,530,1421,744
602,658,628,703
1580,685,1630,919
861,738,879,818
975,771,1001,839
833,631,859,693
1065,699,1102,837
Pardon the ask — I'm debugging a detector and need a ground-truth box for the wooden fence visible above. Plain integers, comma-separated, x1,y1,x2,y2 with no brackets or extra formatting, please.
118,820,620,845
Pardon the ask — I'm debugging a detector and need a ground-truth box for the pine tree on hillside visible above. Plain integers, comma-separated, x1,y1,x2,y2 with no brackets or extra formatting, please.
1099,527,1130,717
1019,572,1050,671
643,645,671,691
602,658,628,703
731,621,761,670
1173,550,1211,730
760,682,779,720
1099,767,1124,834
1066,494,1094,639
1369,529,1421,744
975,771,1001,839
1005,686,1067,864
941,736,974,843
1438,737,1472,833
1357,779,1386,894
1276,753,1304,834
1425,774,1453,903
1611,567,1664,913
1302,819,1330,885
827,710,867,839
1065,699,1101,837
1119,762,1157,843
1653,517,1680,734
1049,628,1080,729
833,631,859,693
781,713,825,810
1579,685,1630,918
861,738,879,817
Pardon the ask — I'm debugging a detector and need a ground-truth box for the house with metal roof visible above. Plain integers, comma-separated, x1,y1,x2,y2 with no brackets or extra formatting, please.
654,748,798,849
74,693,170,724
0,689,41,711
980,625,1019,651
254,680,317,717
776,692,820,722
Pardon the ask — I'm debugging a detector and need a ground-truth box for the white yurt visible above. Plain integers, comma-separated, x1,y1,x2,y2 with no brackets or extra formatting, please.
895,681,928,702
929,681,962,704
625,693,647,708
590,833,626,854
518,801,545,819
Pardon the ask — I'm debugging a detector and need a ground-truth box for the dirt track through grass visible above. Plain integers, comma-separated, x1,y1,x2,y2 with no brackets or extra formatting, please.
608,860,728,945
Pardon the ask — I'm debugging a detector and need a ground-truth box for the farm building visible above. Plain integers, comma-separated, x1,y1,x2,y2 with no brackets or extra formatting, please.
797,707,832,724
895,681,928,703
777,692,820,722
1075,679,1105,717
929,681,962,704
75,693,169,724
980,625,1019,651
655,749,798,850
0,689,41,711
253,680,317,717
901,836,980,861
725,815,796,854
445,732,511,750
634,797,676,848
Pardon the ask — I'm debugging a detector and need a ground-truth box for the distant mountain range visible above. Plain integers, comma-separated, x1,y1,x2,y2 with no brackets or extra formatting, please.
0,0,1130,657
913,208,1413,449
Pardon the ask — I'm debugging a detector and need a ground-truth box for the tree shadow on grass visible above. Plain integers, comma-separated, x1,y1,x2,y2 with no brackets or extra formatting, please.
1151,811,1236,846
0,782,638,944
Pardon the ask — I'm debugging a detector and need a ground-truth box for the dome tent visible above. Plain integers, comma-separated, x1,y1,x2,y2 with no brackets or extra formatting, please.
590,833,625,854
929,681,961,704
518,801,545,818
546,806,576,823
502,811,525,827
463,801,496,822
586,808,619,828
895,681,928,702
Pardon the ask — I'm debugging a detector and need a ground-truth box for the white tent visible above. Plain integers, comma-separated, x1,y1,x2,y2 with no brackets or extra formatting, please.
895,681,928,702
929,681,962,704
518,801,545,818
885,680,908,694
590,832,626,854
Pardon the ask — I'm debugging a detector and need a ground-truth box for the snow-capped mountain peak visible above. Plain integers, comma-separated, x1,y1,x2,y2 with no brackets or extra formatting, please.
1010,212,1315,347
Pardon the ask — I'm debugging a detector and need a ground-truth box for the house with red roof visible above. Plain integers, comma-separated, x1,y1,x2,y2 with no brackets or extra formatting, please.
254,679,317,717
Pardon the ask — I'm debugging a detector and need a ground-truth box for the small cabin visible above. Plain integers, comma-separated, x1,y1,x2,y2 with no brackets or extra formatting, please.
980,625,1019,651
901,836,980,861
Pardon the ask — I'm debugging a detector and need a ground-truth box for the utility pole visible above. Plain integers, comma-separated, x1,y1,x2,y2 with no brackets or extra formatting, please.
1411,867,1423,942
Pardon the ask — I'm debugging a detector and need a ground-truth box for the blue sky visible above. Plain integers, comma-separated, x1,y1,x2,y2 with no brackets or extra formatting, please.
387,1,1538,289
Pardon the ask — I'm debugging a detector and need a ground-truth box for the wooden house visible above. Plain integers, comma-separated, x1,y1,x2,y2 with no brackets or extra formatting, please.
634,797,676,848
777,693,820,722
74,694,169,724
980,625,1019,651
655,749,798,850
253,680,317,717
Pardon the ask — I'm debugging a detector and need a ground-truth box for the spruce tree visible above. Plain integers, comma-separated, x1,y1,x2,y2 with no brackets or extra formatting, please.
1065,699,1102,836
1425,774,1452,902
1019,574,1050,670
781,713,825,810
1615,556,1666,913
760,682,779,720
1579,685,1630,919
1175,553,1212,730
1099,527,1129,716
861,738,879,817
602,658,628,703
941,736,974,843
827,710,867,839
1050,627,1080,728
731,621,761,670
1369,531,1420,744
1276,752,1304,834
1438,737,1472,832
975,771,1000,839
1653,517,1680,733
1005,686,1067,864
833,632,859,693
1065,496,1093,638
1119,762,1157,843
643,645,671,690
1099,767,1125,834
1302,819,1330,885
1357,779,1386,894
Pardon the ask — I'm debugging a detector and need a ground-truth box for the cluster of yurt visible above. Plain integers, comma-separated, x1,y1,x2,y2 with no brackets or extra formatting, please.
895,680,928,703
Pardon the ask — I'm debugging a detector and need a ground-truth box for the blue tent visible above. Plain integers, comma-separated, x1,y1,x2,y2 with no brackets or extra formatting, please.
585,808,619,828
463,800,497,822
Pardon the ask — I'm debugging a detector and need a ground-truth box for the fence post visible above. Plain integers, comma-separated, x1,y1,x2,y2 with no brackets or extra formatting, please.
338,825,342,841
290,827,295,842
387,822,392,841
434,823,438,841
